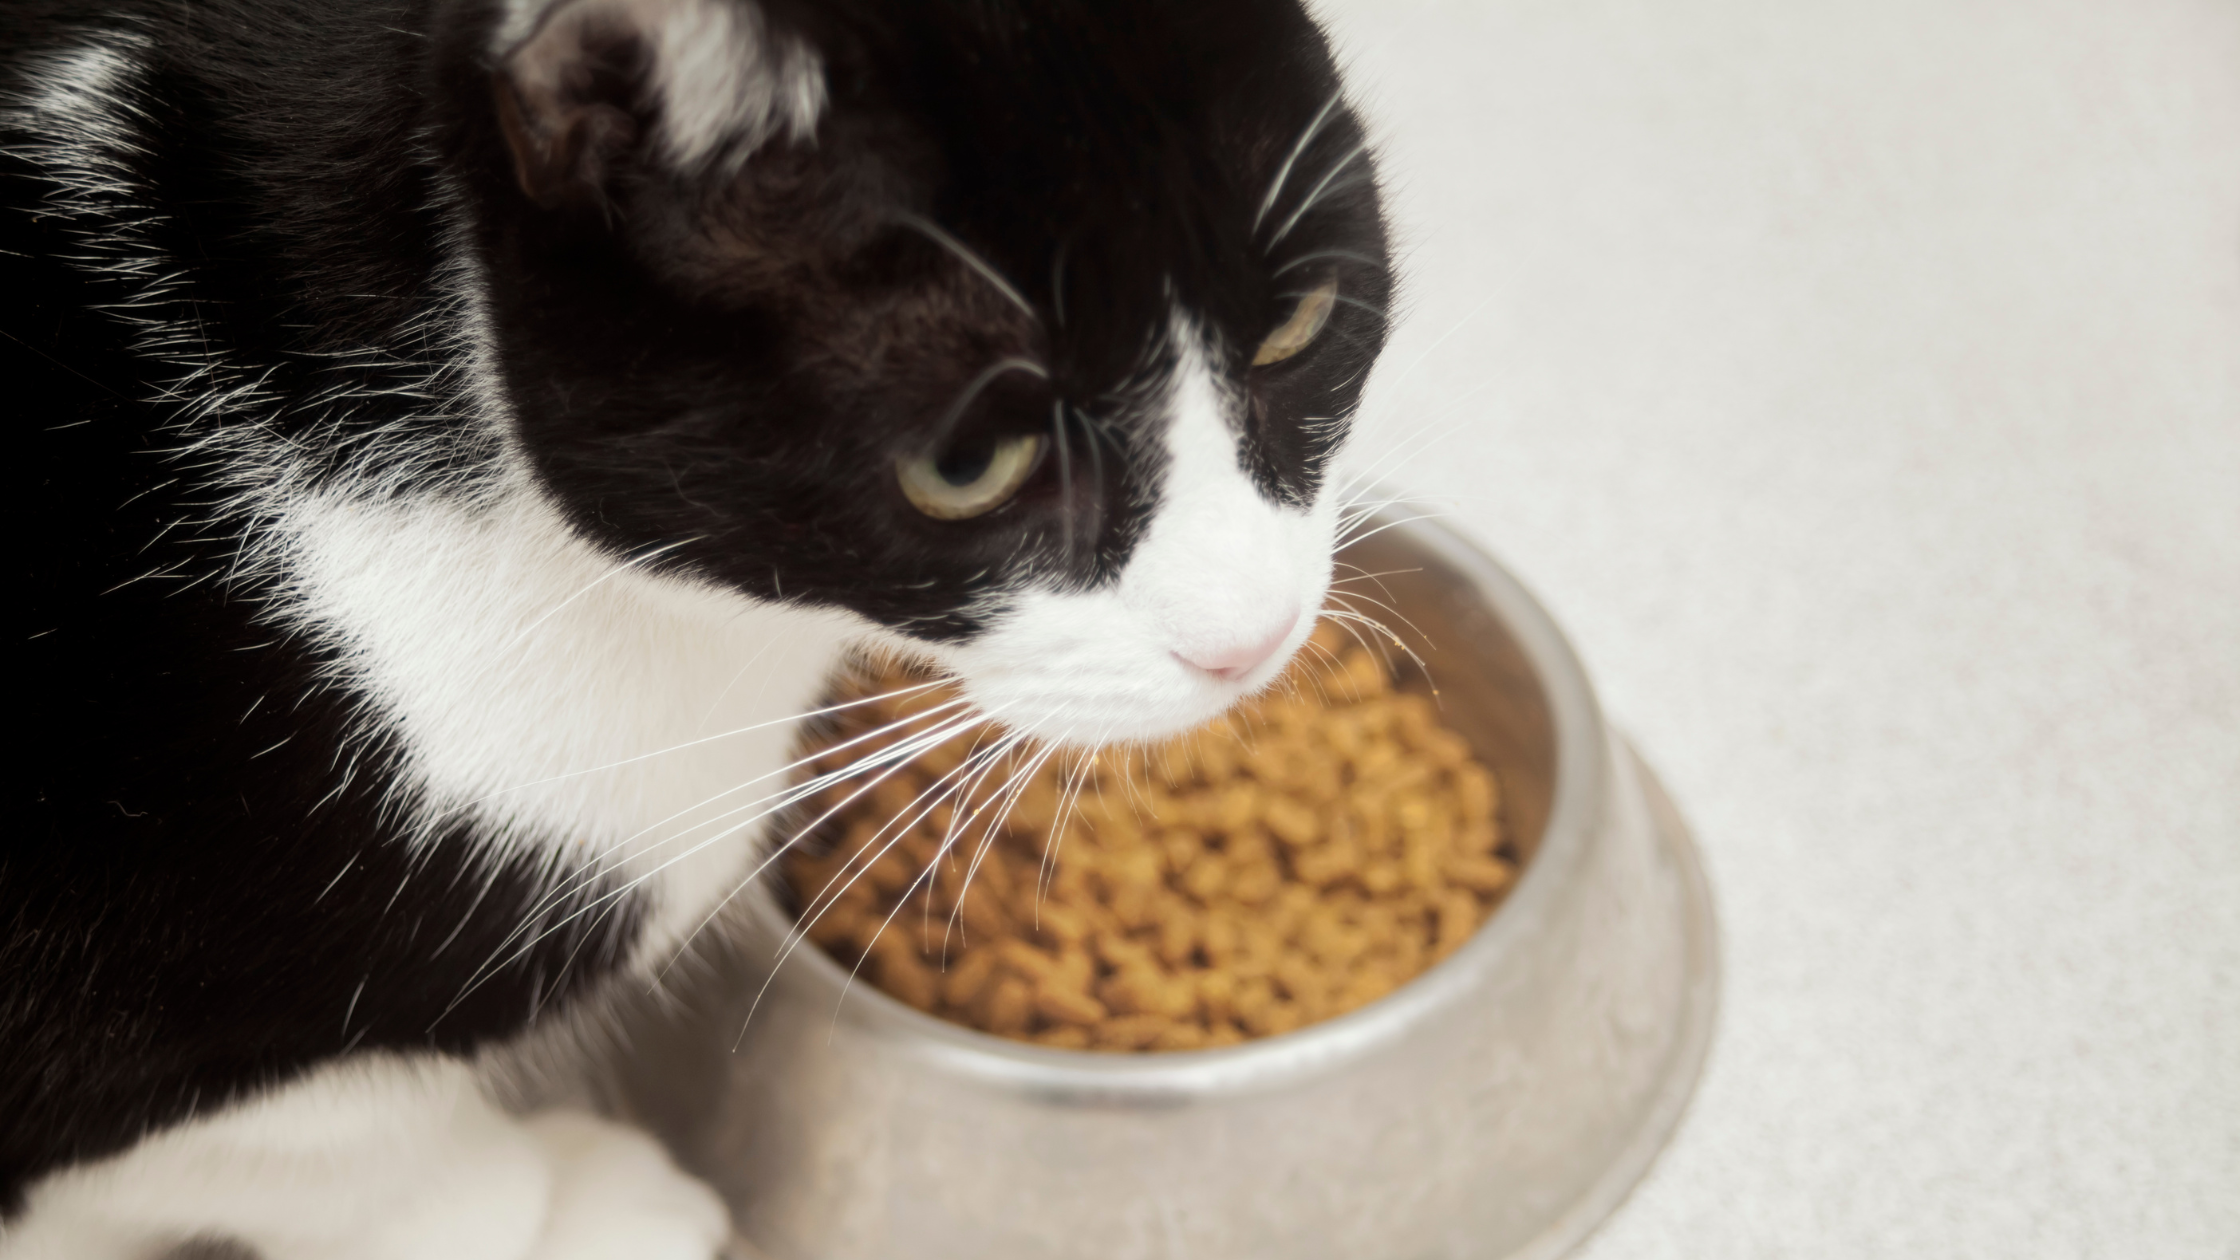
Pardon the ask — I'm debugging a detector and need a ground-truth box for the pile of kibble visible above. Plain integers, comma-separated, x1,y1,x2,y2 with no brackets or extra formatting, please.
783,623,1518,1052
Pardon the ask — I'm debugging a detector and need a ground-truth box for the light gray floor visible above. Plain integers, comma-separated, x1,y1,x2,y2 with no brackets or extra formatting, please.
1310,1,2240,1255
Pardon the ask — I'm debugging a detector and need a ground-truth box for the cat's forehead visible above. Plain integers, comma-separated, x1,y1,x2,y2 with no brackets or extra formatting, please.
820,2,1360,262
643,0,1379,386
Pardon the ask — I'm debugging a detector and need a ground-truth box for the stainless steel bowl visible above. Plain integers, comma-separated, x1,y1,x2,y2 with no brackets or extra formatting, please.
622,516,1718,1260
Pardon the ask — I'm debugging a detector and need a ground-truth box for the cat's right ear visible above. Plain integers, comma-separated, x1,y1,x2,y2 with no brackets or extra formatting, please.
491,0,825,209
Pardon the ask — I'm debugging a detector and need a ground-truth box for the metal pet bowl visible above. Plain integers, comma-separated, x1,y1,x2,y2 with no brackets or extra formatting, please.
622,516,1718,1260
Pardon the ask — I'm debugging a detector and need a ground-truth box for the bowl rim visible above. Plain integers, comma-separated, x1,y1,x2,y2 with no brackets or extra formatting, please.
741,512,1611,1099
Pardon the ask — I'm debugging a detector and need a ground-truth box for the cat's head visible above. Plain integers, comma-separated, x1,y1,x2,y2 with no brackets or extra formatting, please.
445,0,1392,744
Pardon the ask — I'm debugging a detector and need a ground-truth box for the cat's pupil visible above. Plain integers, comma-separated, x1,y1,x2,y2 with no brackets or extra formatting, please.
936,440,996,487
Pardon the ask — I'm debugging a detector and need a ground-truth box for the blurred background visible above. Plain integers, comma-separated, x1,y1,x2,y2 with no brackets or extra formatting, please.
1309,0,2239,1255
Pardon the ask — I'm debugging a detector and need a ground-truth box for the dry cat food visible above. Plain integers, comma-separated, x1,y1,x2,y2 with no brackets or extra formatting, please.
783,622,1518,1052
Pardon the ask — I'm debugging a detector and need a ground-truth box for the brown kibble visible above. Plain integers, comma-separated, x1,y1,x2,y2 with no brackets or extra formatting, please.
1360,861,1404,895
1030,901,1090,948
803,912,855,951
1159,828,1202,872
874,940,940,1011
957,884,1012,939
1432,891,1480,957
1008,779,1061,832
1108,884,1157,930
1034,983,1109,1027
1419,728,1473,769
1036,1025,1093,1050
1093,931,1155,973
870,775,922,818
1097,1015,1170,1051
1099,968,1194,1020
1228,858,1283,906
995,937,1062,987
1151,1022,1209,1052
1454,765,1500,826
1262,795,1320,848
1214,783,1261,833
982,976,1034,1034
1339,646,1390,698
786,628,1515,1052
1197,970,1237,1024
1232,976,1281,1034
1201,911,1240,966
1272,954,1327,1008
1179,854,1228,901
918,735,970,778
1334,968,1397,1014
1154,910,1197,968
941,947,999,1008
1403,837,1443,893
1292,839,1360,888
1448,855,1515,896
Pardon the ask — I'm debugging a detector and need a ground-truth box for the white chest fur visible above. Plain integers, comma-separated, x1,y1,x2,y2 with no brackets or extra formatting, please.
275,477,863,963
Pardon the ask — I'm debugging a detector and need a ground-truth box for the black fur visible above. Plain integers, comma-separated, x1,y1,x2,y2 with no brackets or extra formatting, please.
2,0,1389,1209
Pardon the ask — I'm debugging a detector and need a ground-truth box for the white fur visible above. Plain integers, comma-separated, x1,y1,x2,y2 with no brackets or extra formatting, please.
501,0,825,172
941,324,1337,745
270,474,862,961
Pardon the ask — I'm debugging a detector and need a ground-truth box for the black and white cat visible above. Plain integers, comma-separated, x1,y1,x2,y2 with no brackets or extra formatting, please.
2,0,1392,1254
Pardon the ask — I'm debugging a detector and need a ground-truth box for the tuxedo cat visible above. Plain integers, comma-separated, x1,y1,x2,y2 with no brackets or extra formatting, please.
2,0,1392,1254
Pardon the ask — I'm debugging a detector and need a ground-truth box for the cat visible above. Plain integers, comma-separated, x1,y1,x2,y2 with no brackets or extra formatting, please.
1,0,1392,1254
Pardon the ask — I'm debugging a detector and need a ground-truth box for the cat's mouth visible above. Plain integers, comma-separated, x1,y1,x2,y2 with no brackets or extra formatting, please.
931,585,1322,748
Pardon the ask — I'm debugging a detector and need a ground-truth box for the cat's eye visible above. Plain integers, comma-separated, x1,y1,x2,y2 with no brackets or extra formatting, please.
1252,280,1339,367
896,433,1045,520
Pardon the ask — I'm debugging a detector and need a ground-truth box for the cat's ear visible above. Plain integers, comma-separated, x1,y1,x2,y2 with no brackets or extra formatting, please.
491,0,825,209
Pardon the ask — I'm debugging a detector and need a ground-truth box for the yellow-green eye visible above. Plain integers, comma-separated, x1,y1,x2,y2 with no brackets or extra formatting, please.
897,433,1045,520
1252,280,1338,367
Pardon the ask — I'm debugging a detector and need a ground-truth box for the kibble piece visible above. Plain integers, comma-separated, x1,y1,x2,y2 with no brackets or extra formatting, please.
1448,854,1516,896
1262,795,1320,848
1036,1024,1093,1050
1034,983,1108,1027
981,976,1035,1035
1098,1015,1171,1051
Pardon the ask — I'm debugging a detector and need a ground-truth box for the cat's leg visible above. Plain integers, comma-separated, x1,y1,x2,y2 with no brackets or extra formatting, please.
4,1053,730,1260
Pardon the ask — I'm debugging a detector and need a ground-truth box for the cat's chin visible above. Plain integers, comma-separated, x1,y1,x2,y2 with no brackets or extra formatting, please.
928,592,1321,749
956,668,1288,750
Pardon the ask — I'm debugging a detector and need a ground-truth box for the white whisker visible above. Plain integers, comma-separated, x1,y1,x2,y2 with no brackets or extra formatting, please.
1255,89,1344,231
1268,141,1370,246
440,676,954,820
460,700,991,1010
932,355,1048,441
497,536,697,658
895,211,1037,321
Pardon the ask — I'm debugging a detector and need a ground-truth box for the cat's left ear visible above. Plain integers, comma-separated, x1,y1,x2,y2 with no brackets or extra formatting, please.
491,0,824,209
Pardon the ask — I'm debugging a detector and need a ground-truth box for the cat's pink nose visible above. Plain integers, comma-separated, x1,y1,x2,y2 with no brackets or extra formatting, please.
1174,612,1298,682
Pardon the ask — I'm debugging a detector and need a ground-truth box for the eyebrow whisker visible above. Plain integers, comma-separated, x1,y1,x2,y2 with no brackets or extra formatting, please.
1255,89,1346,231
895,211,1038,322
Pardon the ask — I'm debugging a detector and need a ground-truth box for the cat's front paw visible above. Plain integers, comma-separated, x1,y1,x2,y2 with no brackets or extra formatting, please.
521,1111,733,1260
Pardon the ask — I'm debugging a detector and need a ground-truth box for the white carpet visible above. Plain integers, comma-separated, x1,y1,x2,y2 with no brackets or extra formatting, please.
1311,1,2240,1255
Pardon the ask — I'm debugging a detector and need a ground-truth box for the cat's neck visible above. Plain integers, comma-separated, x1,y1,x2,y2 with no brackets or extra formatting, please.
270,467,861,958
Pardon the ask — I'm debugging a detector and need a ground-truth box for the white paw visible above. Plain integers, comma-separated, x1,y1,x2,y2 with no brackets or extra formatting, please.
5,1057,735,1260
521,1111,733,1260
